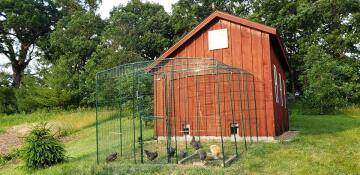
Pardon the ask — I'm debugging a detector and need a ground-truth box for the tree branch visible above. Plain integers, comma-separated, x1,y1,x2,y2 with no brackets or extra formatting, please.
0,28,18,38
0,12,6,19
0,49,10,58
24,44,35,65
3,38,17,63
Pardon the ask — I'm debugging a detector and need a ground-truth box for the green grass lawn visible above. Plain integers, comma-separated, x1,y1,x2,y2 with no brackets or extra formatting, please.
0,107,359,175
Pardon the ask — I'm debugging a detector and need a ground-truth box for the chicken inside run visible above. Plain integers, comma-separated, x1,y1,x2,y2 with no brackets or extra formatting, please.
96,58,259,167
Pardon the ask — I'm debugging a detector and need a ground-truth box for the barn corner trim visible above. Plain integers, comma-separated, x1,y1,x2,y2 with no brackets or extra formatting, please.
145,10,290,73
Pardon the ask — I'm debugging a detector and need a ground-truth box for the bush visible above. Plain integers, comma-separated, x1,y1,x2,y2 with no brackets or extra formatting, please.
21,123,66,169
0,87,17,114
300,45,357,114
56,127,76,138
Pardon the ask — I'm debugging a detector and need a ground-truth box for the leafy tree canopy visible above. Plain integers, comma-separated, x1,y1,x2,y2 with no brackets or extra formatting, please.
108,0,174,59
171,0,252,40
0,0,61,87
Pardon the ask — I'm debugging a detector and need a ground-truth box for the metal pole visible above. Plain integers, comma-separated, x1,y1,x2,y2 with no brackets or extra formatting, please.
215,63,226,167
195,63,200,141
165,69,171,163
245,75,253,143
238,73,247,150
228,72,238,156
173,66,178,163
119,76,123,156
138,76,144,164
132,65,137,164
95,73,99,164
252,76,259,142
154,75,159,143
162,73,167,147
184,60,189,149
180,70,187,149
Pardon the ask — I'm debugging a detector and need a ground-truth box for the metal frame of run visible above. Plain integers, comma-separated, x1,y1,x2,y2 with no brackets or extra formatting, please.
96,58,258,167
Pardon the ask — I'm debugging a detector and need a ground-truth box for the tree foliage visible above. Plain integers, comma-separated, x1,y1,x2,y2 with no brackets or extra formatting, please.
171,0,252,40
108,0,174,59
0,0,359,114
300,46,358,113
252,0,360,112
41,10,105,106
0,0,60,87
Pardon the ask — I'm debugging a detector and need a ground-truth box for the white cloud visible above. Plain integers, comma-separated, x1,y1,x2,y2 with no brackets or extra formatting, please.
97,0,178,19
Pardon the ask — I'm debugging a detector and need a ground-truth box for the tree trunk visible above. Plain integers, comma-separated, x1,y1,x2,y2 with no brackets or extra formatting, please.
291,70,296,93
12,67,23,88
9,43,30,88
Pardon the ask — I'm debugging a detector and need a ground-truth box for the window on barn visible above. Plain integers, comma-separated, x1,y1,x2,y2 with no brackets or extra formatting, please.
183,124,190,135
279,73,283,107
230,123,239,135
273,65,279,103
283,79,287,108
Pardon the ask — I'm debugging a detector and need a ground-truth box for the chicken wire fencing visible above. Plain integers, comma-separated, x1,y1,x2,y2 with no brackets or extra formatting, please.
96,58,259,167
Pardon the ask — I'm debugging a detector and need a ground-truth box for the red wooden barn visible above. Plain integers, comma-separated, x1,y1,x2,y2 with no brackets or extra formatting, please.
146,11,290,139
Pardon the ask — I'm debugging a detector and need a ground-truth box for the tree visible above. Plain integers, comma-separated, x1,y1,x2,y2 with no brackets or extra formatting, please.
171,0,252,40
251,0,360,94
300,45,357,113
0,0,60,87
109,0,174,60
42,10,105,106
82,20,143,105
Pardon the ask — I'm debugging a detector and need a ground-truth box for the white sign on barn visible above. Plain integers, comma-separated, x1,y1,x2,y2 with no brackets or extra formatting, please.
208,28,229,50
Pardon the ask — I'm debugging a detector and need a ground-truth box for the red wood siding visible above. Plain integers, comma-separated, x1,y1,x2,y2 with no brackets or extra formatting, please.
153,18,288,137
270,43,289,135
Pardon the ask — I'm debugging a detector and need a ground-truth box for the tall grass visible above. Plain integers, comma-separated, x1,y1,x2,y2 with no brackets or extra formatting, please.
0,108,95,131
0,106,359,174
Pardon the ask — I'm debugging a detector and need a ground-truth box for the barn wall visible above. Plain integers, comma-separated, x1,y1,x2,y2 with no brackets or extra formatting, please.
270,42,289,135
154,18,286,137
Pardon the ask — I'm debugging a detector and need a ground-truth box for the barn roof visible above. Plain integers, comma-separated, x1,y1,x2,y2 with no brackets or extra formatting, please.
145,10,290,72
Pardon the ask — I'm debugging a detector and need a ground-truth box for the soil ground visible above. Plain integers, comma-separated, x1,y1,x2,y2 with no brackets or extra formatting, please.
0,124,35,154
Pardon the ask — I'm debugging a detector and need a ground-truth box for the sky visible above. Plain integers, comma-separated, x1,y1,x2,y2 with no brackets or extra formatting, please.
0,0,178,73
97,0,178,18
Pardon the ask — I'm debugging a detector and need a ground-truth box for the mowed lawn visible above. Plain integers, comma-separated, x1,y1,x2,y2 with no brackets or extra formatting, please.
0,107,359,175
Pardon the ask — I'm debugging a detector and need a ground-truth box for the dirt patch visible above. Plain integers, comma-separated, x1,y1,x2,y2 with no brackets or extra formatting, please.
275,131,299,142
0,123,36,154
0,122,76,155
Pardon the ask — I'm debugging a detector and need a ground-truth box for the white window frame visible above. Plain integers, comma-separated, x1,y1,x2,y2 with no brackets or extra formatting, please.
273,65,279,103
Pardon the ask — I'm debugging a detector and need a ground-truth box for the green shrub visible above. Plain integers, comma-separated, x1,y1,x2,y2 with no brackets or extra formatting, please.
300,45,357,114
56,127,76,138
21,123,66,169
0,87,17,114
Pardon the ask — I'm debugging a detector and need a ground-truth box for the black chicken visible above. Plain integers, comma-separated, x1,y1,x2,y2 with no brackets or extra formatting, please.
168,146,176,157
179,150,187,159
190,136,201,150
144,150,158,161
106,152,118,162
198,150,207,161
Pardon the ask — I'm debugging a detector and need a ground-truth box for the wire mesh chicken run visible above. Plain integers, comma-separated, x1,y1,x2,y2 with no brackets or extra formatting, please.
96,58,259,167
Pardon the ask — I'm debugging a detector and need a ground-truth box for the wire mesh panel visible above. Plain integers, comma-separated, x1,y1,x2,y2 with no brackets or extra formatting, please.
96,58,258,167
96,61,154,164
